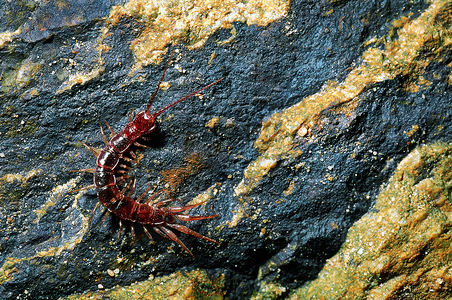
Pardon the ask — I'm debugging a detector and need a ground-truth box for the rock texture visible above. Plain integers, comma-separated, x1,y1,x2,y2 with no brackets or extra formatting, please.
0,0,451,299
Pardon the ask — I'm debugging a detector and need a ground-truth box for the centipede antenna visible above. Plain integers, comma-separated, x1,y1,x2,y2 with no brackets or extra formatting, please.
146,50,176,114
152,77,224,118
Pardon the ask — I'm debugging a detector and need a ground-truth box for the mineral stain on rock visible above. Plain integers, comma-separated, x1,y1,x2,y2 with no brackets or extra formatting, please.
291,141,452,299
235,0,452,197
61,269,225,300
107,0,290,68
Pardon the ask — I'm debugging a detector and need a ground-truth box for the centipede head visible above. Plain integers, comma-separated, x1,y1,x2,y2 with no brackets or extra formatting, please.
133,111,158,135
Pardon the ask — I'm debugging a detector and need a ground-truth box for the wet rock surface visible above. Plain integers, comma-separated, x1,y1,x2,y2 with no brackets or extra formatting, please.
1,0,451,299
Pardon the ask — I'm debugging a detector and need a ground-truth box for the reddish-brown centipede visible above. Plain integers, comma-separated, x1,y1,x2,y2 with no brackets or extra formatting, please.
78,52,222,257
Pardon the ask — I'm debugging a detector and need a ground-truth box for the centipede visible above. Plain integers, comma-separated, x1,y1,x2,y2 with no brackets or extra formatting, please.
77,51,223,257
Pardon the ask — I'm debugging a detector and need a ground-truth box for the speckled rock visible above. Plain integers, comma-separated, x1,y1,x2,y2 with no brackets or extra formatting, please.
0,0,451,299
291,141,452,299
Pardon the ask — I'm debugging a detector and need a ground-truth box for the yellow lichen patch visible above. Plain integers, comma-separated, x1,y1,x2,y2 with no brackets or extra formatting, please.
34,177,80,223
159,81,171,91
0,170,42,204
205,116,220,128
227,203,246,227
405,124,420,137
235,0,452,196
0,29,21,48
0,257,22,284
61,269,225,300
0,169,41,185
108,0,290,68
187,182,220,206
290,141,452,299
56,66,105,94
283,179,296,196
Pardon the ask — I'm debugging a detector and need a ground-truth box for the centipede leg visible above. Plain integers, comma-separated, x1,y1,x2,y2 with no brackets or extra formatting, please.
79,140,99,157
166,223,218,244
94,209,110,231
153,198,183,207
167,201,208,213
128,149,138,161
70,184,95,193
128,110,135,122
118,219,124,242
159,226,194,257
118,163,133,171
121,155,136,164
104,121,116,135
99,122,109,145
115,175,127,186
143,226,155,244
120,174,136,197
89,203,111,232
175,213,218,221
133,141,151,149
152,226,170,240
144,189,174,204
130,225,136,245
70,168,95,174
136,182,152,203
89,202,102,229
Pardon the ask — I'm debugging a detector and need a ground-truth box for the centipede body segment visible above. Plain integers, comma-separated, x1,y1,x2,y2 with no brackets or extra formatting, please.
79,52,223,257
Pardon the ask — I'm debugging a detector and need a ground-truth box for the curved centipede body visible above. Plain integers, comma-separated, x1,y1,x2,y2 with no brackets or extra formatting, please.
79,52,223,257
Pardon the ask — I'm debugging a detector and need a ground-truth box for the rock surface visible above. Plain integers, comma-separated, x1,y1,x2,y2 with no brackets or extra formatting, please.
0,0,451,299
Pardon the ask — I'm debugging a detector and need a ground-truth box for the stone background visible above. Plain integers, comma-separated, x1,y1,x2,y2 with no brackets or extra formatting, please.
0,0,451,299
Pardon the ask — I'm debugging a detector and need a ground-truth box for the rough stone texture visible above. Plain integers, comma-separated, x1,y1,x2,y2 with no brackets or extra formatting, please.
291,141,452,299
0,0,451,299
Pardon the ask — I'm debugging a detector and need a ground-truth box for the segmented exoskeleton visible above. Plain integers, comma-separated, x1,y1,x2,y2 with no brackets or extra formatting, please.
79,52,222,257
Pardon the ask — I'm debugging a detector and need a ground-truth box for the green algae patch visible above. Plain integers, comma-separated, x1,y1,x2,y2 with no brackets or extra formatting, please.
61,269,226,300
290,141,452,299
234,0,452,197
0,58,42,96
107,0,290,68
251,281,287,300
